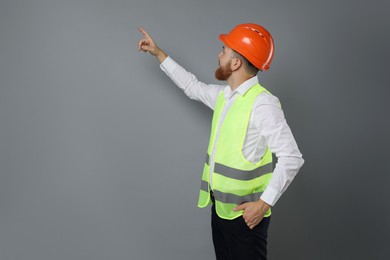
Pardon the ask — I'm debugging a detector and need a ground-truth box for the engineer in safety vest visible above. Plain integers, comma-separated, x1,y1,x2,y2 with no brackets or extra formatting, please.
138,24,304,260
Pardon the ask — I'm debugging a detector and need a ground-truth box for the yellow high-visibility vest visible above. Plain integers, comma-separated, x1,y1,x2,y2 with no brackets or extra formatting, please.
198,84,274,220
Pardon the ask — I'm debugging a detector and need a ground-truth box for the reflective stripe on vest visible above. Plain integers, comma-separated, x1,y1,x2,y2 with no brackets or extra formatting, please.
200,180,263,205
205,153,273,181
197,83,274,220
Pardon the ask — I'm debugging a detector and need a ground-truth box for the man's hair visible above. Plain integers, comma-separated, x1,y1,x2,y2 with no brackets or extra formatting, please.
232,51,259,76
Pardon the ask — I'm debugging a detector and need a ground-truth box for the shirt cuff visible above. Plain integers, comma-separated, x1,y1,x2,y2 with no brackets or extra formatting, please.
260,186,282,206
160,56,177,75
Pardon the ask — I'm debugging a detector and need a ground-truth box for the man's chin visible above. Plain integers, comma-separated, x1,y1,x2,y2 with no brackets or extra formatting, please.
215,68,231,81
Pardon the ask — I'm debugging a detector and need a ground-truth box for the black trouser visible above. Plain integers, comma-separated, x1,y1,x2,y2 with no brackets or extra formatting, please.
211,204,270,260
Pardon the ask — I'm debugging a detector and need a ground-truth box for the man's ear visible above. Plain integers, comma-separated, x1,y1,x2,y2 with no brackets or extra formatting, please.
231,58,242,71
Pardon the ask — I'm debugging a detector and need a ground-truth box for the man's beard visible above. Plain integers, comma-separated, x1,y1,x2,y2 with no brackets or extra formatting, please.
215,60,233,81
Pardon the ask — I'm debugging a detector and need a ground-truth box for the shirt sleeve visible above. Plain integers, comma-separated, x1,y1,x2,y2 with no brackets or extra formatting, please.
253,94,305,206
160,56,225,110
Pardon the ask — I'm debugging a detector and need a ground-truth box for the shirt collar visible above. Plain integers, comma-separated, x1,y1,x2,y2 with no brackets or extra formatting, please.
224,76,259,100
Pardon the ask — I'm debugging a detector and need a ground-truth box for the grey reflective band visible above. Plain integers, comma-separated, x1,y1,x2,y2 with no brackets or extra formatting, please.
213,189,262,205
214,162,273,181
204,153,273,181
200,180,209,192
200,180,262,205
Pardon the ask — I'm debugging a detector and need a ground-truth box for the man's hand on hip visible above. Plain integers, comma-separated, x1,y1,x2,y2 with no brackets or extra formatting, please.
233,199,271,229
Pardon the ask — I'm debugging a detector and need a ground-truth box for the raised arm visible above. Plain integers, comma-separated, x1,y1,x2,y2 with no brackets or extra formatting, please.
137,27,225,109
138,27,167,63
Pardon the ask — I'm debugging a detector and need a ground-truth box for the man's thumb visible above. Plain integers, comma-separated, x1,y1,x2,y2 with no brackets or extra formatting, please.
233,203,246,212
140,44,151,52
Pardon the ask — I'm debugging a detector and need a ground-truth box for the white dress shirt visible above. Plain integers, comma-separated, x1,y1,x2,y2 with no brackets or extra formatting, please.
160,56,304,206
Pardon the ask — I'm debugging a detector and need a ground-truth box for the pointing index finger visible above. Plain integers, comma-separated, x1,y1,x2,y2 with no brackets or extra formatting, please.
138,27,152,39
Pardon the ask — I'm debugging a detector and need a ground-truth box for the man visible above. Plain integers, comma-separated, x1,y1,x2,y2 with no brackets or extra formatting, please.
138,23,304,260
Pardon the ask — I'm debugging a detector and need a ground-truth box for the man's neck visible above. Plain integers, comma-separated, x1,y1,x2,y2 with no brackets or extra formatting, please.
227,74,255,91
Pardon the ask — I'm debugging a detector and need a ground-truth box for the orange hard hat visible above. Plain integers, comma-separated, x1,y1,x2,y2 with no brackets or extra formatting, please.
219,23,274,71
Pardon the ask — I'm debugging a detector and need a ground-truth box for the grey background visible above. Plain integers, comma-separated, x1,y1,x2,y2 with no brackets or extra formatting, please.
0,0,389,259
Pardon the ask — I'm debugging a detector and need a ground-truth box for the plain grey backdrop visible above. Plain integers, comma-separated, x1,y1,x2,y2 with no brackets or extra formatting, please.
1,0,389,259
